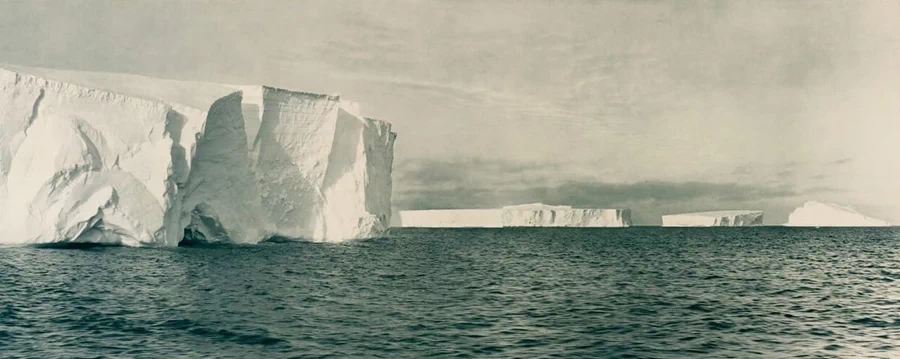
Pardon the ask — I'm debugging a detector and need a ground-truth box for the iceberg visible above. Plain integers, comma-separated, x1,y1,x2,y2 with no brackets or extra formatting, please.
786,201,890,227
397,209,503,228
661,210,763,227
500,203,631,227
398,204,631,228
239,86,396,241
0,66,395,246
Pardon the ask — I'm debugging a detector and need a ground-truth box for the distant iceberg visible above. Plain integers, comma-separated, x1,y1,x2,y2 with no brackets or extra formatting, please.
397,209,503,228
500,203,631,227
786,201,890,227
661,210,763,227
398,203,631,228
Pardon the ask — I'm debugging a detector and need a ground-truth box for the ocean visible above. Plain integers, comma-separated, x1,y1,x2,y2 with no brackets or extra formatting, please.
2,227,900,358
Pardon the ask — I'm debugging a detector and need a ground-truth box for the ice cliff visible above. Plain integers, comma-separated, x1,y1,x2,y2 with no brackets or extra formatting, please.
397,209,503,228
661,210,763,227
0,67,395,246
500,203,631,227
786,201,890,227
238,86,396,241
398,204,631,228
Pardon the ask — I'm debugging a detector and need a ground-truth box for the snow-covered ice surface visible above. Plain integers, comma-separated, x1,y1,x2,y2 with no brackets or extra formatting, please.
397,210,503,228
398,204,631,228
501,203,632,227
661,210,764,227
786,201,890,227
0,66,395,246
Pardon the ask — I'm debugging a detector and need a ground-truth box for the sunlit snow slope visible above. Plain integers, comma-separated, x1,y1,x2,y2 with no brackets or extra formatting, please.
786,201,890,227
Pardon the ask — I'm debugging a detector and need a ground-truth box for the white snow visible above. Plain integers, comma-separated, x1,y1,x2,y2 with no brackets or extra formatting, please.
786,201,890,227
398,204,631,228
177,92,269,244
249,87,396,241
0,68,198,246
661,210,763,227
398,209,503,228
503,203,572,210
0,66,396,246
501,203,631,227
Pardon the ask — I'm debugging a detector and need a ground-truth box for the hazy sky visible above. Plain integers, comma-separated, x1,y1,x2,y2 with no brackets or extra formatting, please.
1,0,898,224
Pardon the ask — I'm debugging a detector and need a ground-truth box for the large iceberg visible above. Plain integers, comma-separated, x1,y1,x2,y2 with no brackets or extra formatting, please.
661,210,763,227
398,204,631,228
786,201,890,227
500,203,631,227
0,67,395,246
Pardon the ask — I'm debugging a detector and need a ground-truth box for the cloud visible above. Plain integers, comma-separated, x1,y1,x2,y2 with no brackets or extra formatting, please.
776,169,795,178
324,70,595,125
395,158,565,189
732,165,752,176
830,157,853,166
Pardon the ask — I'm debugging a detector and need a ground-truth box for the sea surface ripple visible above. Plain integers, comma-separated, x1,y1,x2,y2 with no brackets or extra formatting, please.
2,227,900,358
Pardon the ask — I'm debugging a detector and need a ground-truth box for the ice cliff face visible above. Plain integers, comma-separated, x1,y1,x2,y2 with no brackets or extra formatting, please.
397,209,503,228
176,92,268,244
0,69,198,246
786,201,890,227
661,210,763,227
244,87,396,241
398,204,631,228
500,203,632,227
0,67,395,246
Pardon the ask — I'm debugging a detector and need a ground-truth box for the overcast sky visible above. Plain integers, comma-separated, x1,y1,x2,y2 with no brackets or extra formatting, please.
1,0,898,224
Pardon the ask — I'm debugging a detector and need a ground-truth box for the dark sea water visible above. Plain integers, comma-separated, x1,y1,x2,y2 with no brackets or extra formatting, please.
3,227,900,358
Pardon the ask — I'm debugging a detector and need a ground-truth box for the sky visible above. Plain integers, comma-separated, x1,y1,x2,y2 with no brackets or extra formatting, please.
1,0,898,224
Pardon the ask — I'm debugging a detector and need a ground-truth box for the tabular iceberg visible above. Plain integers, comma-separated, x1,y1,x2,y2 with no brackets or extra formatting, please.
0,67,396,246
786,201,890,227
398,204,631,228
661,210,763,227
397,209,503,228
500,203,631,227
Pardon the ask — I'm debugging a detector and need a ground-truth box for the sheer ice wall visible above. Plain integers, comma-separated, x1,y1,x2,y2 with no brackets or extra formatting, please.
0,69,205,245
246,87,397,241
0,67,396,246
661,210,764,227
500,204,631,227
397,209,504,228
